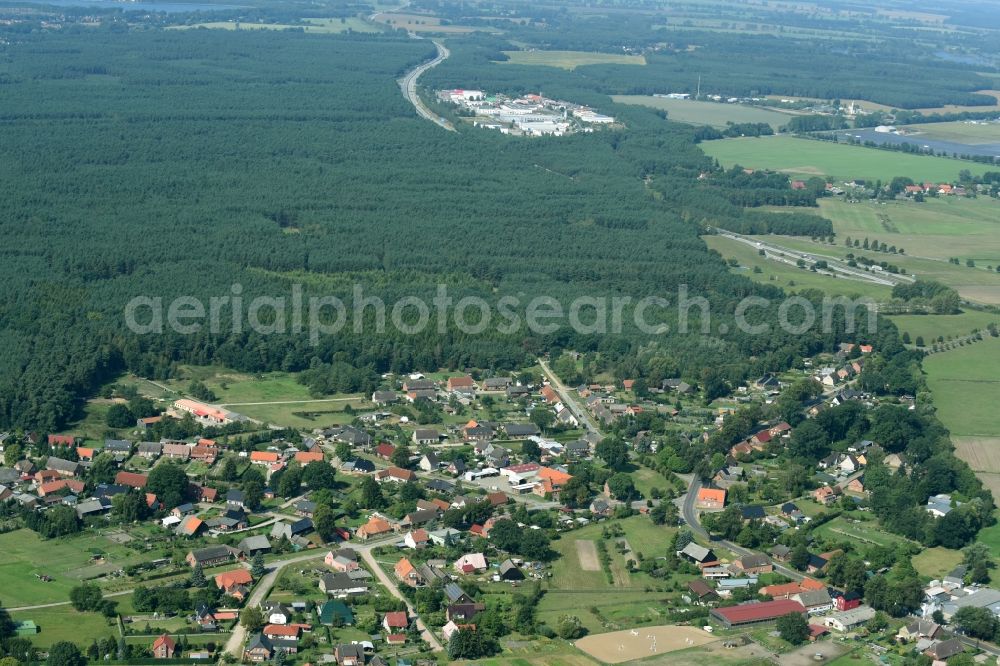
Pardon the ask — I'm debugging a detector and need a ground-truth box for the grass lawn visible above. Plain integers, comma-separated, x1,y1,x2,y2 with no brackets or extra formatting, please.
455,639,598,666
612,96,793,129
704,235,893,301
912,547,964,579
702,135,989,182
500,50,646,70
630,467,676,501
924,336,1000,438
0,529,151,607
10,606,118,647
812,516,915,549
975,514,1000,559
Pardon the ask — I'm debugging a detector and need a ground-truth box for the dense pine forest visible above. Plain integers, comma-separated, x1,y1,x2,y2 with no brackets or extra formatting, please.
0,26,884,431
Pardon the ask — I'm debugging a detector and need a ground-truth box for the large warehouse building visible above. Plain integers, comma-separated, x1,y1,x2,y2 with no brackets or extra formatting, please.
710,599,806,628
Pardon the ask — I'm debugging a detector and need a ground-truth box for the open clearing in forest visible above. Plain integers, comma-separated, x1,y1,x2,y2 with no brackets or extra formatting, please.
501,50,646,70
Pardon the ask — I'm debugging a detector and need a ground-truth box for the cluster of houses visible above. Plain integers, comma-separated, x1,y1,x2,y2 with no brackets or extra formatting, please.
679,542,883,639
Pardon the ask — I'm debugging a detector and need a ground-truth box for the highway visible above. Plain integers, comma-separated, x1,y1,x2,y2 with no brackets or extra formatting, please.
712,228,913,288
398,38,455,132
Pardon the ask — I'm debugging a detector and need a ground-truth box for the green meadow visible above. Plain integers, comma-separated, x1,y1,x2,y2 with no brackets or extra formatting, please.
702,135,988,182
612,96,793,129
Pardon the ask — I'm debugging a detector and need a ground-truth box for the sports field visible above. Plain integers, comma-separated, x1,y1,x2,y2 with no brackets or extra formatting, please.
612,96,792,129
501,50,646,70
924,336,1000,438
575,626,716,664
702,135,988,182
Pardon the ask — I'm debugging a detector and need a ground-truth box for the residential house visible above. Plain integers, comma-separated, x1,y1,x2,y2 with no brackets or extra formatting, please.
333,644,364,666
730,554,772,575
678,542,719,568
371,390,398,405
137,442,162,459
502,423,539,439
319,600,354,627
792,589,833,614
46,457,80,477
239,536,272,556
152,634,176,659
696,487,726,510
813,486,842,505
382,611,409,633
418,452,440,472
325,549,359,572
162,443,191,460
215,568,253,592
454,553,488,574
243,634,273,662
261,602,292,625
271,518,313,541
412,429,439,446
832,590,863,612
924,638,965,661
447,376,475,392
375,467,416,484
687,579,719,603
319,573,368,598
115,471,148,490
897,619,941,643
374,443,396,460
403,529,429,549
187,545,240,568
926,494,958,518
356,516,393,540
176,515,205,537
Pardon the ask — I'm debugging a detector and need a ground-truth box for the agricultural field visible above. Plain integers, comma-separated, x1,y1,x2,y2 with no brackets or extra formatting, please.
704,235,893,301
171,18,379,32
500,50,646,70
611,96,793,129
923,335,1000,438
815,197,1000,265
374,12,496,33
702,135,989,182
903,120,1000,145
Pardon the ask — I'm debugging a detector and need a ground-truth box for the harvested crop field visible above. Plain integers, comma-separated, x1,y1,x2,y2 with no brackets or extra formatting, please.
953,437,1000,473
575,625,716,663
576,540,601,571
